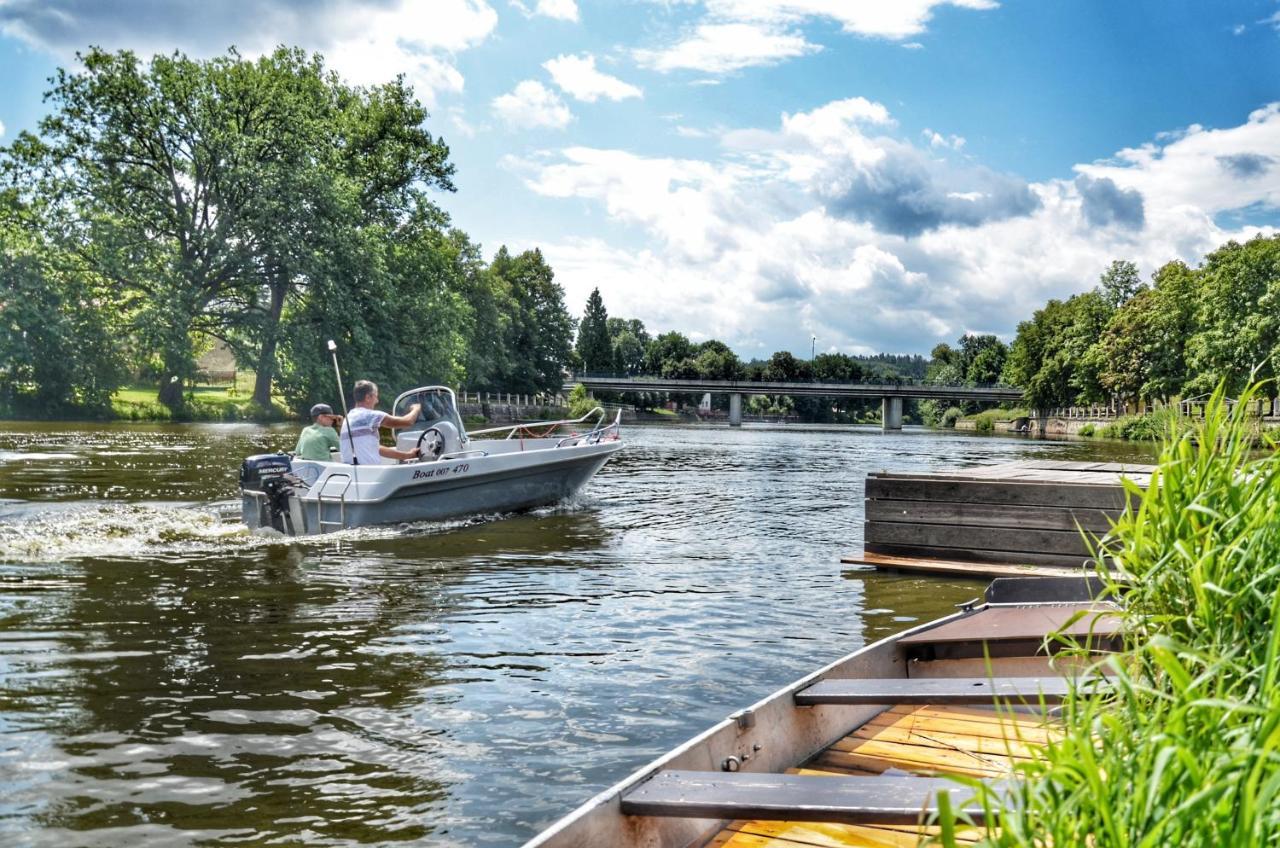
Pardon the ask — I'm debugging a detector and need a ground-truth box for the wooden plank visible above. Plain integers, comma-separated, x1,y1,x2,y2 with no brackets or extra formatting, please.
841,552,1089,579
867,706,1062,746
620,771,994,825
860,541,1095,568
794,676,1072,706
813,744,1006,778
826,737,1018,776
866,476,1133,510
727,819,977,847
897,604,1121,647
864,521,1095,557
865,499,1117,533
847,722,1045,760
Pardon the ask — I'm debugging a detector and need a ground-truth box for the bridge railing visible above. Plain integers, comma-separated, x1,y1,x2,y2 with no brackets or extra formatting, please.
568,372,1019,391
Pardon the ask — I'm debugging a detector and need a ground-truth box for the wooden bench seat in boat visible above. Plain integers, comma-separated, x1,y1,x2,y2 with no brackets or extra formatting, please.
620,770,999,826
900,602,1122,660
794,675,1074,706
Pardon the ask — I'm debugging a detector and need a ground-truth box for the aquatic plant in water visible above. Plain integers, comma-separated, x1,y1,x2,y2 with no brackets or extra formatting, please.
937,382,1280,846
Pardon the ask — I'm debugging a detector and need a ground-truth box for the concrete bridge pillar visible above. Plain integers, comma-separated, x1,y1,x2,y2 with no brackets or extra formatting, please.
881,397,903,431
729,393,743,427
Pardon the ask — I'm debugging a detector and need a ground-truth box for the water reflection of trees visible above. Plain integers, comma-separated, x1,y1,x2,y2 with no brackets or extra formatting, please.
20,510,610,844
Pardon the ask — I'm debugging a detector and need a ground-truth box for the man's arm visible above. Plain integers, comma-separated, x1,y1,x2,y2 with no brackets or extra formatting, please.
382,403,422,429
379,445,421,462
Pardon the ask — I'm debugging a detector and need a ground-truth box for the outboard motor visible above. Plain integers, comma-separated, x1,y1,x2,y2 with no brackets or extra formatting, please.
240,453,292,490
240,453,302,533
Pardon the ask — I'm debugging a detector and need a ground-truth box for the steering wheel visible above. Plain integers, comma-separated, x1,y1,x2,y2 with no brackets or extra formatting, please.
415,427,445,462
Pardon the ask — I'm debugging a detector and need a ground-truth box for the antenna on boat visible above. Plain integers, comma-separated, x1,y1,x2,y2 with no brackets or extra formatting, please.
328,339,357,464
327,340,348,414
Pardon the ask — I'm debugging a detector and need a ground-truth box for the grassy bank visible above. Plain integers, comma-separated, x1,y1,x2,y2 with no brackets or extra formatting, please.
110,385,287,422
950,406,1029,432
940,385,1280,845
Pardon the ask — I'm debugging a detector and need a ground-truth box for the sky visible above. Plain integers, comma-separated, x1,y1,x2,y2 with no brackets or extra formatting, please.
1,0,1279,359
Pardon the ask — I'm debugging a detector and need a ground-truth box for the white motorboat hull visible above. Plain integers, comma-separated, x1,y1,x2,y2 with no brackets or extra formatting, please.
242,438,621,535
241,386,624,535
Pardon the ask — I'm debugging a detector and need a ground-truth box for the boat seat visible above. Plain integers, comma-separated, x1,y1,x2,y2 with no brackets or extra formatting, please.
898,603,1123,660
620,770,999,825
794,675,1079,706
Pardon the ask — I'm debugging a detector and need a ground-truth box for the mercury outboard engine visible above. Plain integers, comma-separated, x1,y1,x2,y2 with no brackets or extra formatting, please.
240,453,302,533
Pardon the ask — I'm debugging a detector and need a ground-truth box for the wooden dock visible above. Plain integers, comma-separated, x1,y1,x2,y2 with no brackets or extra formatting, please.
846,460,1155,578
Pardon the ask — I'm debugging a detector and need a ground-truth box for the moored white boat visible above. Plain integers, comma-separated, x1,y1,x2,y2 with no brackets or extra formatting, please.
239,386,623,535
524,576,1117,848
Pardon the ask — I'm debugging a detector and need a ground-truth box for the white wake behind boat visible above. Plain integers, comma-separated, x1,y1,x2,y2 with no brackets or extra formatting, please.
239,386,623,535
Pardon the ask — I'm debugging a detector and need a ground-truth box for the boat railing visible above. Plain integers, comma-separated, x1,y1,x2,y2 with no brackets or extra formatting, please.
555,409,622,448
468,407,610,441
440,449,490,460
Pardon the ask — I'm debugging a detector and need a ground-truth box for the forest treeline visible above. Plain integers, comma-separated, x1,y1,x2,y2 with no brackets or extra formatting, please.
997,235,1280,412
572,287,927,420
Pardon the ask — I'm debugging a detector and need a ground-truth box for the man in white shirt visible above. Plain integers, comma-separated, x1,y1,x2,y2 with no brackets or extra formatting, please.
339,380,423,465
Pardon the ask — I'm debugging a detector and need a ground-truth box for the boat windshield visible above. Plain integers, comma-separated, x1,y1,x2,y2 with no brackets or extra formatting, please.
392,387,466,439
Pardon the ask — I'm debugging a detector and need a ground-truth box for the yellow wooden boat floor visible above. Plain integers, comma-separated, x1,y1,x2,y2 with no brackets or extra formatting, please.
704,703,1059,848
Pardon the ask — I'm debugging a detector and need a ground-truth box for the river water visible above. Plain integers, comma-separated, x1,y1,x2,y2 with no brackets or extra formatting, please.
0,421,1155,847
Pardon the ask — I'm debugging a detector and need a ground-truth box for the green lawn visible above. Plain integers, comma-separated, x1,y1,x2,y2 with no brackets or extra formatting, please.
111,382,288,422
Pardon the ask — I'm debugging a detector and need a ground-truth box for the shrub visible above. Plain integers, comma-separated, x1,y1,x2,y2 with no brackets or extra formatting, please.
1076,422,1096,437
941,406,964,428
567,383,598,419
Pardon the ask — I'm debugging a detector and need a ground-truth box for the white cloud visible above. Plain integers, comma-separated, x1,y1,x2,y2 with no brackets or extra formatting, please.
0,0,499,107
704,0,999,40
635,22,819,73
1075,103,1280,215
492,80,574,129
0,120,6,139
543,54,643,102
634,0,994,75
536,0,579,21
516,99,1279,357
923,128,965,149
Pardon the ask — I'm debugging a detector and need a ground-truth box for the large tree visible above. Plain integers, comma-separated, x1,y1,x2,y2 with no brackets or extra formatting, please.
1187,235,1280,397
4,46,454,411
575,288,612,372
490,247,574,394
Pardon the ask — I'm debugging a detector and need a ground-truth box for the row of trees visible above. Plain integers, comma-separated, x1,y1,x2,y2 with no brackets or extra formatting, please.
1,47,575,418
1003,236,1280,412
571,286,930,421
574,286,928,385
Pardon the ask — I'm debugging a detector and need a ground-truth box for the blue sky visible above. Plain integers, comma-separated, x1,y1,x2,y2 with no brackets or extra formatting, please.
2,0,1279,357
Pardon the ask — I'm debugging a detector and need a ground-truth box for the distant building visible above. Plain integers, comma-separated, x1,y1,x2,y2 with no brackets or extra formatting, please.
699,393,712,412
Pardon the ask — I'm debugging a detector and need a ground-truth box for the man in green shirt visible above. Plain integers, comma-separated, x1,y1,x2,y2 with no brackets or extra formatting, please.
295,403,342,461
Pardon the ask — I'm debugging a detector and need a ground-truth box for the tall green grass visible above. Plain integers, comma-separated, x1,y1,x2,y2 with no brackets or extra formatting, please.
938,383,1280,846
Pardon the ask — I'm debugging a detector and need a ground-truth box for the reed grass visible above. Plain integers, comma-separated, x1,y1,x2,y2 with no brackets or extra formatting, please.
936,382,1280,847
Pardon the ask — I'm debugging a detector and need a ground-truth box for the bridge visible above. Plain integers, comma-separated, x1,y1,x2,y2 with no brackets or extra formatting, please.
565,376,1024,430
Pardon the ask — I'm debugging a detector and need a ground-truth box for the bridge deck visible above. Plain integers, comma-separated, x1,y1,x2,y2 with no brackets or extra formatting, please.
568,376,1023,402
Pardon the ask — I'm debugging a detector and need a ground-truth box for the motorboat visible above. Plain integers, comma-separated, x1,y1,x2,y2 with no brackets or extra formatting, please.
239,386,623,535
524,576,1117,848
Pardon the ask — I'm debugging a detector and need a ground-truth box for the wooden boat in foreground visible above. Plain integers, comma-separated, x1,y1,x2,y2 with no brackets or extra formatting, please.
525,576,1119,848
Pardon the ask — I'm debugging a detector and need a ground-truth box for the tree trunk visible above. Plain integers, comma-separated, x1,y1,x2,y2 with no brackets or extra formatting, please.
251,275,289,409
157,360,186,411
157,343,189,412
